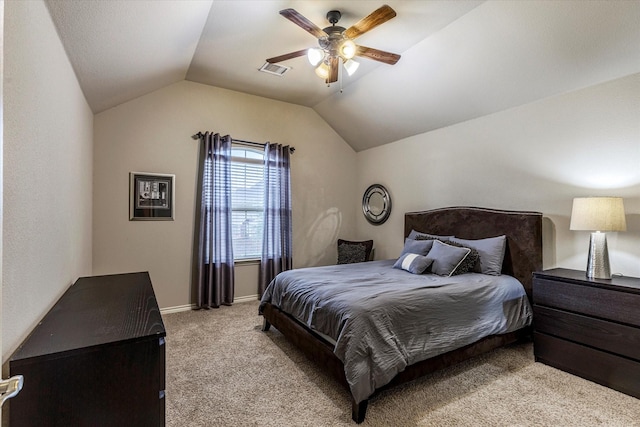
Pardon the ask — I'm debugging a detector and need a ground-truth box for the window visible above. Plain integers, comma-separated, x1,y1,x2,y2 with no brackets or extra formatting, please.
230,147,265,260
202,145,265,261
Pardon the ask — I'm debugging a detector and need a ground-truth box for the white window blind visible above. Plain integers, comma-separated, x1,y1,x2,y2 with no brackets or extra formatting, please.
230,147,265,260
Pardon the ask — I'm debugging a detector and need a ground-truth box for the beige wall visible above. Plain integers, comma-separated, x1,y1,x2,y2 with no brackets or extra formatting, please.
93,80,357,309
2,0,93,360
356,73,640,277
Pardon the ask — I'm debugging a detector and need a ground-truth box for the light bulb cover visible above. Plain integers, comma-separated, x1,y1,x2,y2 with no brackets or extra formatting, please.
340,39,357,60
343,59,360,76
307,48,325,66
315,62,330,80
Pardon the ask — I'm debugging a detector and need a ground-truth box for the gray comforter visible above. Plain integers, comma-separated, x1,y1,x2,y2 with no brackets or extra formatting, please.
259,259,532,403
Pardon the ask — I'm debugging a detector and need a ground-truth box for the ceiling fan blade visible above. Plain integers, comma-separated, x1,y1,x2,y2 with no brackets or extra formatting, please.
356,45,401,65
327,56,339,83
280,9,327,39
344,5,397,40
266,49,308,64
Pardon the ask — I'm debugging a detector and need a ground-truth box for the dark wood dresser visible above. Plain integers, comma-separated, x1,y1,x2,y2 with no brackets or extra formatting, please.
533,268,640,398
8,272,166,426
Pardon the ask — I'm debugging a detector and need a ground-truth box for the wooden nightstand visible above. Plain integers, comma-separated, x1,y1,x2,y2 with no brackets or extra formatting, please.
532,268,640,399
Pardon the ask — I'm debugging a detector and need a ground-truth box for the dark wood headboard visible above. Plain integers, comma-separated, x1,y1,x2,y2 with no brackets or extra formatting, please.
404,207,543,298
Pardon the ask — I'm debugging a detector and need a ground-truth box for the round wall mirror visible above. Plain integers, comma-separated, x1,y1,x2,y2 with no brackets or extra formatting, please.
362,184,392,225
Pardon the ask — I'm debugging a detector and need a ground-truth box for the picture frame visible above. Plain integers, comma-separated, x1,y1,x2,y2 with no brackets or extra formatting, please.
129,172,175,220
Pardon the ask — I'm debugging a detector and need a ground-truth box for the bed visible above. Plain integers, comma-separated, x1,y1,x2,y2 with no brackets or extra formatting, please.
259,206,542,423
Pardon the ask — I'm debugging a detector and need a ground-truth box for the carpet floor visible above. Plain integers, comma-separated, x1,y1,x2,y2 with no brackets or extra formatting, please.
163,301,640,426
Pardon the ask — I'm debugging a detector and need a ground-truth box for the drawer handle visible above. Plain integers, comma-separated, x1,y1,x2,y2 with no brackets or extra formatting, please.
0,375,24,407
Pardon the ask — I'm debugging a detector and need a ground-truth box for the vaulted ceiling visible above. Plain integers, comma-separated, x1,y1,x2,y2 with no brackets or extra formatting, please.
45,1,640,151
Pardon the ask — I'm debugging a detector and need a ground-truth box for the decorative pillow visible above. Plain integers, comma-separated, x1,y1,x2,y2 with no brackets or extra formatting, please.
407,230,453,242
337,239,374,264
449,235,506,275
445,240,480,275
393,253,433,274
426,240,472,277
400,238,434,256
337,244,367,264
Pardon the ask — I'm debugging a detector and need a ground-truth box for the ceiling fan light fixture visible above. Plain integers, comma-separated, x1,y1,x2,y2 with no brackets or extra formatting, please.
343,59,360,76
315,61,330,80
340,39,357,60
307,48,325,66
270,6,400,85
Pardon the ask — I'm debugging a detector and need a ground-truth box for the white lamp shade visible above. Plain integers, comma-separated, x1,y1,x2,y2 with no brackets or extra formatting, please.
570,197,627,232
315,62,330,80
343,59,360,76
307,48,324,66
340,40,357,60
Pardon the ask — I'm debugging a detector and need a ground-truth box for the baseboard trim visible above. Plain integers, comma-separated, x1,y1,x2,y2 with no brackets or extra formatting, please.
161,304,195,314
233,294,259,303
160,295,259,314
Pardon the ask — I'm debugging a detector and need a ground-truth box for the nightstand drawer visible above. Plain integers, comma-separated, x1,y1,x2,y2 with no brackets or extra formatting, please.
534,332,640,399
534,278,640,327
534,305,640,360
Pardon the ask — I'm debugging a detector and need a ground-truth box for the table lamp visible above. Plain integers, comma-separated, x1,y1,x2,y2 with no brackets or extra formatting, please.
570,197,626,279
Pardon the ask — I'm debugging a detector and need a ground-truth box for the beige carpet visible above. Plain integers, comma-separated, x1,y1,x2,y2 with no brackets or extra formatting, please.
163,301,640,426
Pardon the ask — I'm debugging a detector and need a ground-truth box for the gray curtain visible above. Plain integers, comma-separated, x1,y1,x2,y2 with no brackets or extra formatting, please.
193,132,235,308
259,143,293,296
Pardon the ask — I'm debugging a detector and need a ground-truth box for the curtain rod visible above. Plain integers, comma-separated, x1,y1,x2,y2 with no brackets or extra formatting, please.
191,132,295,154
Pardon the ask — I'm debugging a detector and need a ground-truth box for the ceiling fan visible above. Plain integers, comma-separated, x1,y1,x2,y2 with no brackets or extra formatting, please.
266,4,401,84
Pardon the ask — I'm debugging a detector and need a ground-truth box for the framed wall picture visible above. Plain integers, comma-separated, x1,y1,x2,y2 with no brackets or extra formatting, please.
129,172,175,220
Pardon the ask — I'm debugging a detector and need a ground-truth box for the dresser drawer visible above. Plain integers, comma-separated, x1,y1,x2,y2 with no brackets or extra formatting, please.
534,332,640,399
533,278,640,327
534,305,640,360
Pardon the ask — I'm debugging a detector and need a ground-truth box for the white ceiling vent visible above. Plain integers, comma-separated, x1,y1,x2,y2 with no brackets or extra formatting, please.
259,62,290,76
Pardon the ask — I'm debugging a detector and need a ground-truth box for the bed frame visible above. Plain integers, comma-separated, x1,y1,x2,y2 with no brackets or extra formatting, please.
261,206,543,423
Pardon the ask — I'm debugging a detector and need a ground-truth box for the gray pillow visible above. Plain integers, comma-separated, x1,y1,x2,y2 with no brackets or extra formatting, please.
407,230,453,242
400,238,434,256
449,235,506,275
426,240,472,277
393,253,433,274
